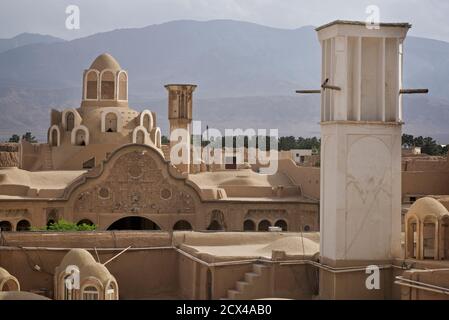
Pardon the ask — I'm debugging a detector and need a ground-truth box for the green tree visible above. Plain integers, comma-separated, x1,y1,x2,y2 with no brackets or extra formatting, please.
278,136,320,152
161,135,169,145
402,133,447,156
278,136,297,151
33,219,96,232
413,136,424,147
442,145,449,155
8,134,20,143
22,132,37,143
401,134,414,147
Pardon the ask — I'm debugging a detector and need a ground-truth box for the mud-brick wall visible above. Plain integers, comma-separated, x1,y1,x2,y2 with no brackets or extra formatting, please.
0,231,179,299
0,143,19,167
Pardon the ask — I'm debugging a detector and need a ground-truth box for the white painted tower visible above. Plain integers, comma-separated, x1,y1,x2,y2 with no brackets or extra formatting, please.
315,21,411,299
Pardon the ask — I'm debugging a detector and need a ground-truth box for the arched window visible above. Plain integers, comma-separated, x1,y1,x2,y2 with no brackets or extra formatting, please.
179,92,187,118
207,220,223,231
66,113,75,131
107,216,161,231
77,219,94,226
16,220,31,232
75,129,86,146
243,220,256,231
86,71,98,99
101,71,115,100
118,72,127,100
155,128,161,148
173,220,192,231
51,128,58,147
207,210,225,231
136,130,145,144
274,220,288,231
0,221,12,231
143,113,152,132
105,282,117,300
258,220,271,232
105,113,118,132
47,209,57,227
82,286,99,300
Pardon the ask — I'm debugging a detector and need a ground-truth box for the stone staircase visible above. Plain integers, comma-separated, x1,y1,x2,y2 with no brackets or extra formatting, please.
225,264,271,300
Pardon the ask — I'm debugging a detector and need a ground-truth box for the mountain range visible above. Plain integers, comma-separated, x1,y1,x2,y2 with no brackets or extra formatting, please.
0,32,63,54
0,20,448,143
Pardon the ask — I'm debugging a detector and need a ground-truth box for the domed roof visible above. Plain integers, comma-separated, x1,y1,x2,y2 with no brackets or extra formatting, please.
58,249,96,272
407,197,449,220
0,291,50,300
80,263,115,284
89,53,121,71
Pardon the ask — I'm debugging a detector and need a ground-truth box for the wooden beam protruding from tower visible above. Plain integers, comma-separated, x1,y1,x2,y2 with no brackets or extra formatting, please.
399,89,429,95
295,78,341,94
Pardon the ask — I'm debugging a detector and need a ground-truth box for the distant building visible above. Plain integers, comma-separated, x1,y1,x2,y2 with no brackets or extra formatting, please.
0,53,319,233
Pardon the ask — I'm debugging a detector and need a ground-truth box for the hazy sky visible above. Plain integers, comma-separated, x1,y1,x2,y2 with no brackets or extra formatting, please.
1,0,449,41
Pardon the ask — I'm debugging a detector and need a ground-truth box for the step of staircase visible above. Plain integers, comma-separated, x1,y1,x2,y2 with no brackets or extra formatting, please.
225,263,271,300
244,272,259,283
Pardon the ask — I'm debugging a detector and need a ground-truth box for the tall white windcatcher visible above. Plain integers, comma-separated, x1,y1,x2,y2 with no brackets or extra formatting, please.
317,21,410,264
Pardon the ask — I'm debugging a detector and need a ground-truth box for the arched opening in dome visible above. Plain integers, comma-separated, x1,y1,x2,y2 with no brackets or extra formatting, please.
16,219,31,231
155,128,161,148
136,130,145,144
86,71,98,99
0,221,12,231
243,219,256,231
101,71,115,100
107,216,161,231
173,220,192,231
118,72,127,100
274,219,288,231
406,216,419,259
75,129,86,146
66,113,75,131
82,286,99,300
143,113,152,132
105,281,118,300
63,274,74,300
105,112,118,132
423,216,437,259
258,220,271,232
